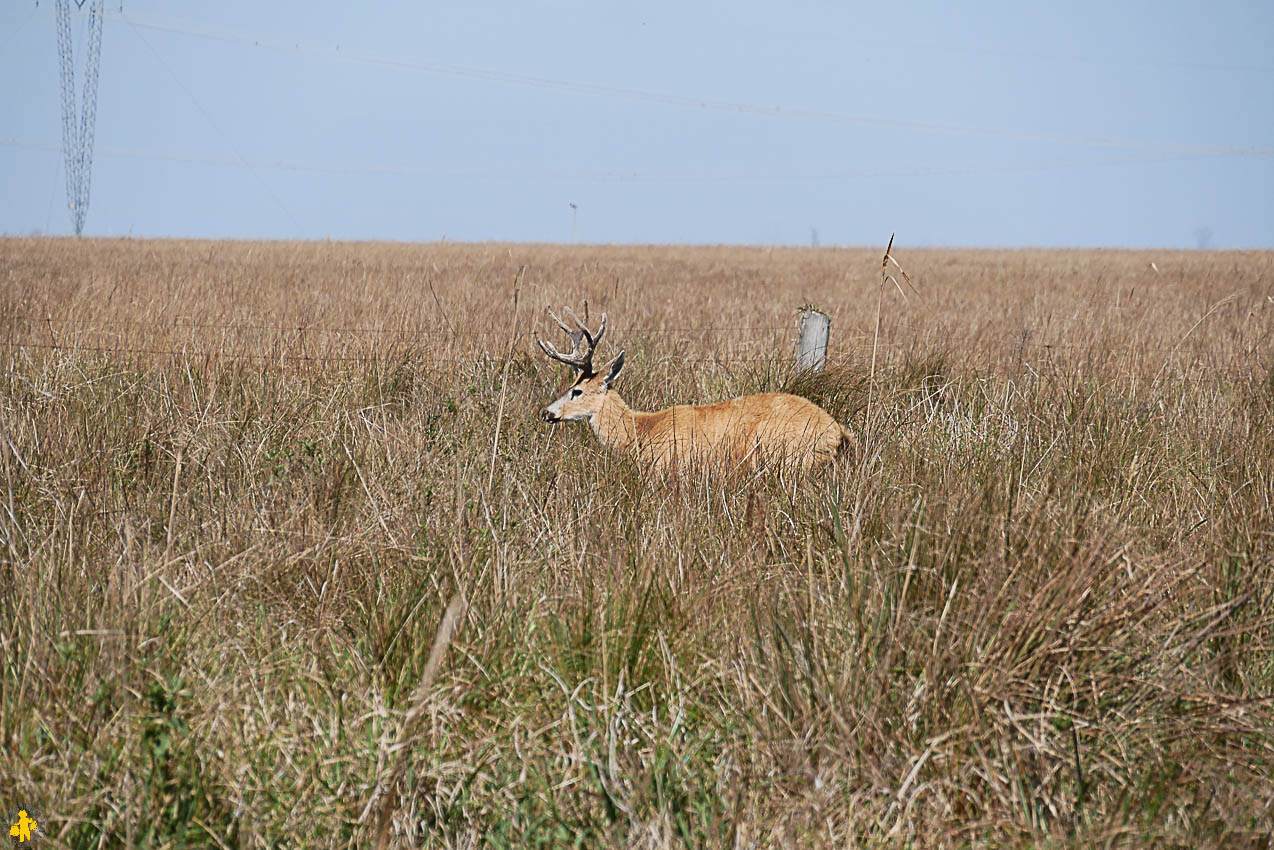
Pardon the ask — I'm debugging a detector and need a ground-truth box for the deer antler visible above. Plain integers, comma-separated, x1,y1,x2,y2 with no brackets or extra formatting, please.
536,307,607,374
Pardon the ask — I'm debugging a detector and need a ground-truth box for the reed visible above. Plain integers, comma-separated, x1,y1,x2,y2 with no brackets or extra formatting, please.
1,237,1271,847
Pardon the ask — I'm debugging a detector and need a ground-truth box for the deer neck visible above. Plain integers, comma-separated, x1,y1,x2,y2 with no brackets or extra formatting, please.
590,390,641,455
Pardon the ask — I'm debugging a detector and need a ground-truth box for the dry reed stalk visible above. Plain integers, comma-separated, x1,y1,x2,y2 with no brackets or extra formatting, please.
487,264,525,493
370,592,468,849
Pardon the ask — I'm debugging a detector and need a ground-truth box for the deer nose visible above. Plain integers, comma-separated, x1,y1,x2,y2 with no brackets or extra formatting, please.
541,408,558,423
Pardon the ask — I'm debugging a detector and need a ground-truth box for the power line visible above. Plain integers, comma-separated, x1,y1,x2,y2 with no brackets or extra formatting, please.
119,16,301,236
102,10,1274,160
908,39,1274,77
0,136,1250,183
0,5,39,53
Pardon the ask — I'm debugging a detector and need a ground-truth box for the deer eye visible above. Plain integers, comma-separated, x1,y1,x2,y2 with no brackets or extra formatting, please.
569,388,583,399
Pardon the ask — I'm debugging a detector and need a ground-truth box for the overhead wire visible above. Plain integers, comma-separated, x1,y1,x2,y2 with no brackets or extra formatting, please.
9,7,1269,200
0,136,1246,183
907,38,1274,77
11,4,1270,241
0,5,39,53
101,9,1274,160
118,14,303,235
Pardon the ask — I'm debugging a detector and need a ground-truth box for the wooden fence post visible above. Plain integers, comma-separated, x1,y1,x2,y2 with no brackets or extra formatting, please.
797,308,830,373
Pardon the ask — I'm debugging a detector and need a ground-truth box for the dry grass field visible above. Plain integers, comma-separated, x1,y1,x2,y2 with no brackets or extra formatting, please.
2,237,1273,848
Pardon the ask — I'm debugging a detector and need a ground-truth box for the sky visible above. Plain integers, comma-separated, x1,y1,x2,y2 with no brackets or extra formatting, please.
1,1,1272,247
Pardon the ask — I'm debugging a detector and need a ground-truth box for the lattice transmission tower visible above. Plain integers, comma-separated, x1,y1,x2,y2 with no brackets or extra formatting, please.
55,0,105,236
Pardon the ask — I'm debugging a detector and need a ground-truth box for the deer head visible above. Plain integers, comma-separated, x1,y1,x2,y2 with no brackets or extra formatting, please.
536,307,625,423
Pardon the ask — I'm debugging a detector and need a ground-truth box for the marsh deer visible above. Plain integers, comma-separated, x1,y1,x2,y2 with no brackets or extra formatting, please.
536,308,853,474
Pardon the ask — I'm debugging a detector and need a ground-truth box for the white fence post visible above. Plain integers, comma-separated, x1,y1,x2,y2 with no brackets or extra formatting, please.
797,309,830,373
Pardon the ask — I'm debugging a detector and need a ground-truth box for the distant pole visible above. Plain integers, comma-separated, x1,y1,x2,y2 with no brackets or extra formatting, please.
797,309,830,372
55,0,105,236
569,203,578,243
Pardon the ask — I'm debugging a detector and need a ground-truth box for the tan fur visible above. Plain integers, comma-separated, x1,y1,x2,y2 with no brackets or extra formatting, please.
537,309,852,474
544,367,852,474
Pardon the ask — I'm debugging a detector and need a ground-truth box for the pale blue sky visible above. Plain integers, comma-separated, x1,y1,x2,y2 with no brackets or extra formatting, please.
2,1,1272,247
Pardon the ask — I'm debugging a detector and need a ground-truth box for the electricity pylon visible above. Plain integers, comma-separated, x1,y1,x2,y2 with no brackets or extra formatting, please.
55,0,104,236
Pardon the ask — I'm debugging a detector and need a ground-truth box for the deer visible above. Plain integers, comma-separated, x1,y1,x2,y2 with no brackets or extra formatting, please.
536,307,854,474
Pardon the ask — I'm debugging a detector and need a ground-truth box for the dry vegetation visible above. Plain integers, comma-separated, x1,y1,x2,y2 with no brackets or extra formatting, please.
2,237,1273,848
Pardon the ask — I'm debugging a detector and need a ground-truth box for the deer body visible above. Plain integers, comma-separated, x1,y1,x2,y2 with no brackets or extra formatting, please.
537,308,852,474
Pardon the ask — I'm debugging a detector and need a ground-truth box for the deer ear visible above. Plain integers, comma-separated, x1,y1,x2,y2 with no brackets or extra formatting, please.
603,350,626,385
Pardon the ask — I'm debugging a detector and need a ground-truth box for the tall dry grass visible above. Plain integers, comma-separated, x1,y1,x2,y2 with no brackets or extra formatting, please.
1,237,1272,848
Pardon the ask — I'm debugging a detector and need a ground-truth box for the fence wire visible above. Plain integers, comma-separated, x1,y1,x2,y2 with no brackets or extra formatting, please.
0,330,1245,365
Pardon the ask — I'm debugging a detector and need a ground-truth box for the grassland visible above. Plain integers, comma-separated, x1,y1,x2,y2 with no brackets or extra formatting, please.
1,237,1272,848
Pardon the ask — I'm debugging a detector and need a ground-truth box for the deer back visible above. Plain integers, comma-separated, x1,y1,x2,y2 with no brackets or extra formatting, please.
628,392,849,472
